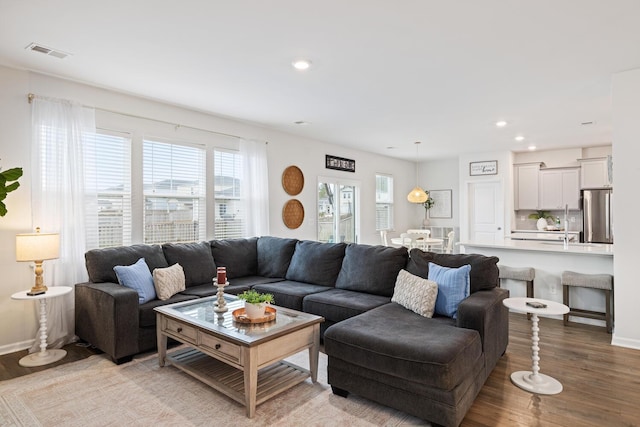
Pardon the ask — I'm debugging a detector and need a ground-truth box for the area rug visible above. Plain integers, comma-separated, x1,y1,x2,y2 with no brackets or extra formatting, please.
0,349,429,426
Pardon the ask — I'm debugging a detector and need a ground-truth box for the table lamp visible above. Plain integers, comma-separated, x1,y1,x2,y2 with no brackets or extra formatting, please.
16,227,60,296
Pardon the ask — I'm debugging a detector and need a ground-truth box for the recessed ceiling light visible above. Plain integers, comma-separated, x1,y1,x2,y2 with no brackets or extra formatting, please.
528,145,536,151
515,135,525,141
294,120,310,125
495,120,507,127
292,59,312,70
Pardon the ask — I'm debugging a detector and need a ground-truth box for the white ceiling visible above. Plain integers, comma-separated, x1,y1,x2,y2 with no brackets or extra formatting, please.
1,1,639,160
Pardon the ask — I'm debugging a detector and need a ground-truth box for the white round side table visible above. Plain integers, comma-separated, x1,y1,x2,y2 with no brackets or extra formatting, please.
11,286,73,367
503,297,570,395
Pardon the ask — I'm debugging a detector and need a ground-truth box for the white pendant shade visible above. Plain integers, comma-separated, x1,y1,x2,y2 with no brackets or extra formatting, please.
407,186,428,203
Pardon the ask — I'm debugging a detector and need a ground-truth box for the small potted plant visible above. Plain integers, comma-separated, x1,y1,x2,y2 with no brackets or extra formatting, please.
528,210,553,231
237,289,275,319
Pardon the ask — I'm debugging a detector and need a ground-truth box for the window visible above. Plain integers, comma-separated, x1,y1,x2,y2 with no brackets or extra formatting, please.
317,177,359,243
93,131,132,248
375,174,394,231
143,139,206,244
214,149,243,239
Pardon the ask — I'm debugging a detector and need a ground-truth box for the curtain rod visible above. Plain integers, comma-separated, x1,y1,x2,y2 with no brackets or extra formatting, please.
27,92,249,141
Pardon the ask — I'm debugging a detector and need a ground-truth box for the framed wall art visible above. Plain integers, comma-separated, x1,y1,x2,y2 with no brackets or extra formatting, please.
469,160,498,176
427,189,452,219
326,155,355,173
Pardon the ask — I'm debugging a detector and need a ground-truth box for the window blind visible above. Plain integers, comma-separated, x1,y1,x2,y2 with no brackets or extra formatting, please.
214,149,243,239
375,174,394,231
143,139,206,244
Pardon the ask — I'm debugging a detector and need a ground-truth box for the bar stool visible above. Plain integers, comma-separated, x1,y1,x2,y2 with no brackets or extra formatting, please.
561,271,613,333
498,265,535,319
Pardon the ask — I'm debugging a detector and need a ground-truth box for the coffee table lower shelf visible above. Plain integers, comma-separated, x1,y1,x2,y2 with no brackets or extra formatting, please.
167,348,310,408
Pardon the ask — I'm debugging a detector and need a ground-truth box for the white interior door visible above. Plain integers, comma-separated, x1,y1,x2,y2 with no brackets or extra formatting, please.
468,180,504,242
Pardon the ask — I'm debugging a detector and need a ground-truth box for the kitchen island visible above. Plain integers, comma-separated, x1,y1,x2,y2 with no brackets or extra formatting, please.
460,239,613,328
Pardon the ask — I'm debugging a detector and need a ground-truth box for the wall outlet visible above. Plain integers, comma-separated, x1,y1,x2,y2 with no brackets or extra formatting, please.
570,216,576,223
520,216,525,221
550,284,556,294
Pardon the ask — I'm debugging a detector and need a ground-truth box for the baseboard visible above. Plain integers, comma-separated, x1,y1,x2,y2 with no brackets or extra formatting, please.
611,335,640,350
0,339,34,356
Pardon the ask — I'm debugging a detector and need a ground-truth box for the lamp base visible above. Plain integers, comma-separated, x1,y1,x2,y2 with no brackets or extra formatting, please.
18,349,67,367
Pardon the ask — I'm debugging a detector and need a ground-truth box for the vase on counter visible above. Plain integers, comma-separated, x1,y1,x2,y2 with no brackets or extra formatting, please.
536,217,548,231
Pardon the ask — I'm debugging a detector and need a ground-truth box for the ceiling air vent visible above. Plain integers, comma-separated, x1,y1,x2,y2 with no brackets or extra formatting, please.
25,43,70,59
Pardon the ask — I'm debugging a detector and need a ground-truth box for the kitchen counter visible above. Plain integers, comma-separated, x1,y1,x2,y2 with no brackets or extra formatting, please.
459,239,613,328
462,239,613,256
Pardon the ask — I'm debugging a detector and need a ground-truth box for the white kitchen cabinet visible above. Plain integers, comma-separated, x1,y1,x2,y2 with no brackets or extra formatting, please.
579,157,612,188
514,163,540,210
538,168,580,210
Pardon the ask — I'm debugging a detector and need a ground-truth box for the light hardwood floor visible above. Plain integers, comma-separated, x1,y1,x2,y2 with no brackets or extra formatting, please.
1,314,638,426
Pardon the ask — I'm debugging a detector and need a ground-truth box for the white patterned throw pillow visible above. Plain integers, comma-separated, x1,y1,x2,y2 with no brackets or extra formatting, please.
152,263,186,300
391,269,438,318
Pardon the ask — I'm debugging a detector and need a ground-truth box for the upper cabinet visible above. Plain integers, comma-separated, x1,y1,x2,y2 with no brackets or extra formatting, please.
514,163,541,210
579,157,612,188
538,168,580,210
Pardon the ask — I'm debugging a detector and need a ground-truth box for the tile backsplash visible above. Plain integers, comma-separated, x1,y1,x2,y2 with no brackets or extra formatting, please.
514,210,583,232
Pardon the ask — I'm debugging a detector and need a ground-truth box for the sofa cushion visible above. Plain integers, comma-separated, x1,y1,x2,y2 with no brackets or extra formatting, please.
303,288,391,323
162,242,216,288
85,244,168,284
257,236,298,278
285,241,346,287
335,244,408,297
180,276,284,298
391,269,438,318
324,302,482,391
406,249,499,293
210,238,258,278
113,258,157,304
428,263,471,319
252,280,333,311
152,263,186,300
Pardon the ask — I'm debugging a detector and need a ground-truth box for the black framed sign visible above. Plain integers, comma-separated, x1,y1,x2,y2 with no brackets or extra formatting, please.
326,155,356,172
469,160,498,176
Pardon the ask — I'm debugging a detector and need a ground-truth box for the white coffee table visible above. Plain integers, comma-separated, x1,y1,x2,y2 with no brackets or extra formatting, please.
11,286,72,367
503,297,570,395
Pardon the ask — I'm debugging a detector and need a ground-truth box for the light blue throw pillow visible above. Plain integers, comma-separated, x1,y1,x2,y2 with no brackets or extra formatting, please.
113,258,156,304
428,262,471,319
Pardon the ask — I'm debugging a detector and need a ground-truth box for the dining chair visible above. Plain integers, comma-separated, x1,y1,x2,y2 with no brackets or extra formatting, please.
407,229,431,237
443,230,455,254
399,232,421,249
380,230,389,246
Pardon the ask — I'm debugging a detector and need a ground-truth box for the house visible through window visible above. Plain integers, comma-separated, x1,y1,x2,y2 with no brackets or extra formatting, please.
143,139,206,244
375,174,394,231
214,149,243,239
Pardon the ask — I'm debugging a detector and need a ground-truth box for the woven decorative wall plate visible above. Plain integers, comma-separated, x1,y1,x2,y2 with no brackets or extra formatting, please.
282,199,304,229
282,165,304,196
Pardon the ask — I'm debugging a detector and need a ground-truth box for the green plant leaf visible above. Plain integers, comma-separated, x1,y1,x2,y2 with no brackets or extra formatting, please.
0,201,6,217
4,181,19,193
0,167,23,181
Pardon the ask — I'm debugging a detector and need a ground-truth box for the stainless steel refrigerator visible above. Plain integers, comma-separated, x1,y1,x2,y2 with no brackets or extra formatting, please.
581,188,613,244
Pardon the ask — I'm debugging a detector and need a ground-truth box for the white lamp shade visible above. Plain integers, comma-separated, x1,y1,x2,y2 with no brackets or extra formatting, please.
16,232,60,262
407,186,428,204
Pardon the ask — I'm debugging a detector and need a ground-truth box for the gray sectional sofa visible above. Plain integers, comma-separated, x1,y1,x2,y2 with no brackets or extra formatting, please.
75,236,508,427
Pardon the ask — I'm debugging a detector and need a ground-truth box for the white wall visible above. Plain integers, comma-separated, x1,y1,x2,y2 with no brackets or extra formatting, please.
418,158,460,230
0,65,418,353
611,68,640,349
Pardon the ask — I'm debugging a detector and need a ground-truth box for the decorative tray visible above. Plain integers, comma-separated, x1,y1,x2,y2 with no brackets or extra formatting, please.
232,306,277,324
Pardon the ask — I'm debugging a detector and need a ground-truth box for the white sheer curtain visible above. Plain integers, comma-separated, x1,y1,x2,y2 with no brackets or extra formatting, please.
239,139,270,237
29,96,96,352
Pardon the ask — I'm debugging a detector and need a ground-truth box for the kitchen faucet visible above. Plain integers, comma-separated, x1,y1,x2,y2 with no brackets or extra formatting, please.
563,204,569,249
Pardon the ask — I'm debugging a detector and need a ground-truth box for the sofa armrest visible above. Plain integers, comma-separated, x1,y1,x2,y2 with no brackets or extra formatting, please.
456,287,509,377
75,281,140,362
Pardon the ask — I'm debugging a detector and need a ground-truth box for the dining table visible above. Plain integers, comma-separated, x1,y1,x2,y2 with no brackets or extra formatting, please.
390,236,444,251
